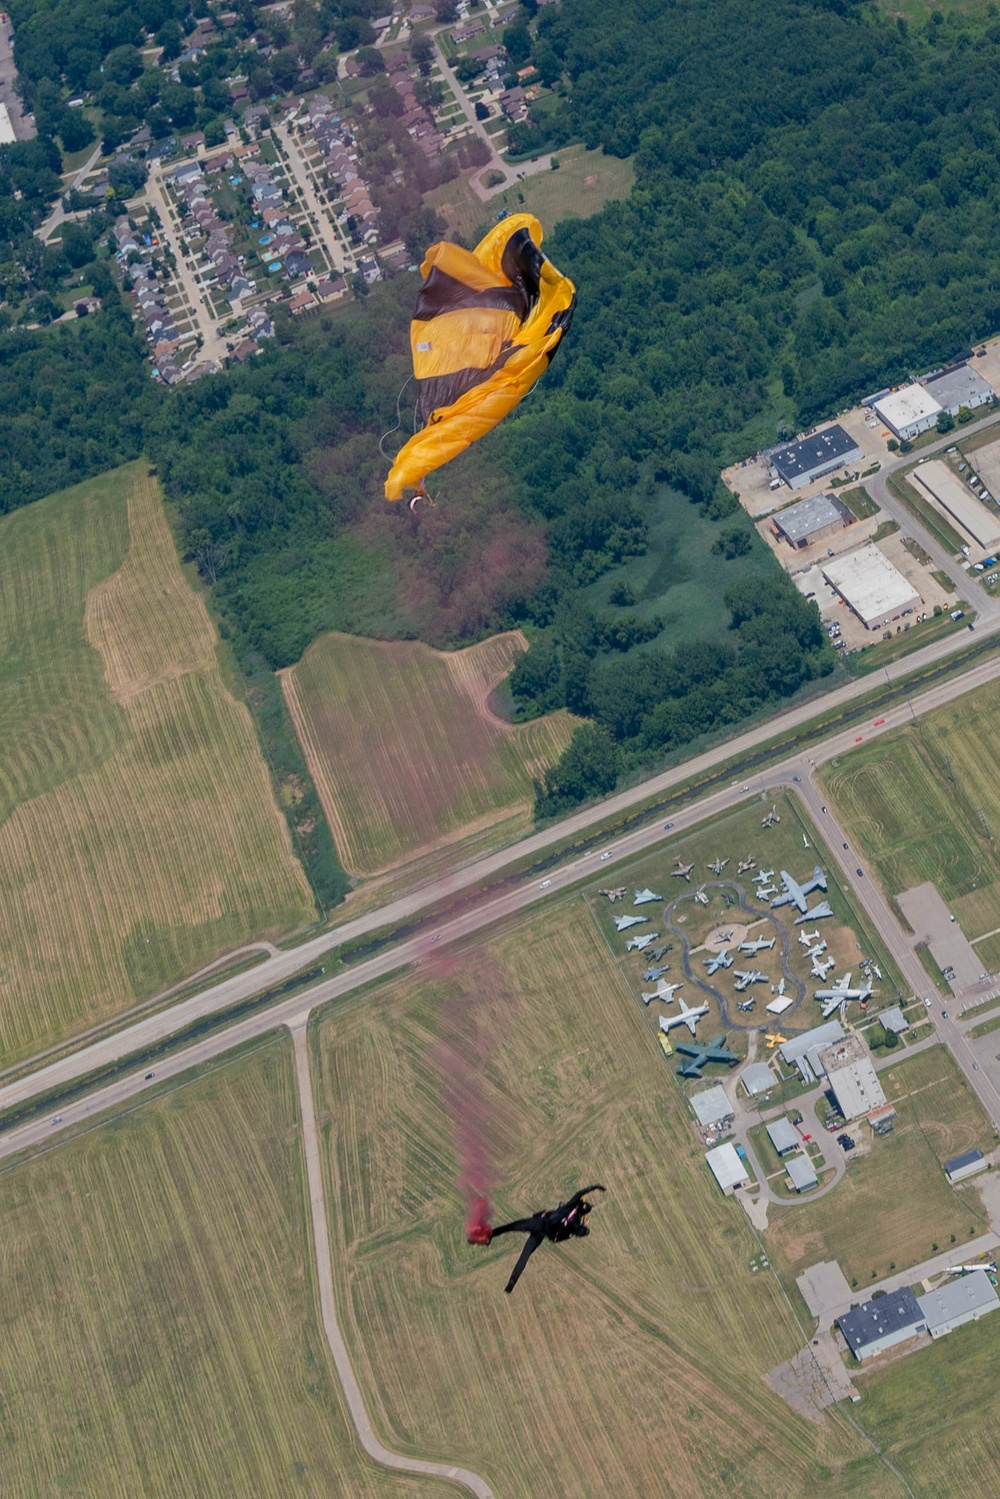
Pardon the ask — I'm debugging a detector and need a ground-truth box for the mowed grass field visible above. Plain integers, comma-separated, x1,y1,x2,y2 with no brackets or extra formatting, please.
0,464,313,1062
314,901,896,1498
281,631,575,877
764,1046,992,1290
0,1039,440,1499
822,680,1000,937
424,145,634,243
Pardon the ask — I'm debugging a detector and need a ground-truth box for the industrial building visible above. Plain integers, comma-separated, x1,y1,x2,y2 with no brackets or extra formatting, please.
924,364,995,417
770,425,863,490
945,1148,988,1183
770,492,856,550
766,1118,800,1156
785,1155,819,1193
837,1288,926,1361
873,385,942,442
912,460,1000,553
691,1085,734,1132
779,1020,844,1084
818,1033,887,1120
822,543,921,631
705,1142,750,1195
880,1006,909,1035
741,1062,775,1098
917,1271,1000,1338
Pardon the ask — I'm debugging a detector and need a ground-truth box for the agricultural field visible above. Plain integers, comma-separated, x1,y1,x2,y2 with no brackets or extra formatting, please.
0,1038,439,1499
423,145,635,244
281,631,575,877
0,464,314,1063
822,679,1000,938
857,1313,1000,1497
764,1046,993,1291
586,790,907,1043
313,900,896,1498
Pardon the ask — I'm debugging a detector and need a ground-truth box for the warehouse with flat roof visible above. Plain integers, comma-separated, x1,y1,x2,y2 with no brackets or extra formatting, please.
705,1142,749,1195
945,1148,988,1183
873,385,942,441
741,1062,775,1098
924,364,995,416
918,1271,1000,1338
912,460,1000,553
770,425,863,490
837,1288,926,1360
822,543,921,631
785,1154,819,1193
819,1033,886,1119
771,492,856,550
691,1085,734,1131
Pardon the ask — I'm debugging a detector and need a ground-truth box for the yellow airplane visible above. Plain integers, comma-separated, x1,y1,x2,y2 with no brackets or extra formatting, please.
764,1032,787,1048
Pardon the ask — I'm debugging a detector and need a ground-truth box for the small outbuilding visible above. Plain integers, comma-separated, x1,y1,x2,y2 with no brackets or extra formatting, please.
918,1270,1000,1338
867,1104,896,1135
740,1062,775,1099
770,425,863,490
945,1148,988,1184
705,1142,750,1195
880,1006,909,1035
771,492,856,550
785,1154,819,1193
837,1288,926,1361
766,1118,800,1157
691,1085,734,1132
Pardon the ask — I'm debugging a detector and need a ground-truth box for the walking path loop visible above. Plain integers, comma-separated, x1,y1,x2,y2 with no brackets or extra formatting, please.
291,1026,495,1499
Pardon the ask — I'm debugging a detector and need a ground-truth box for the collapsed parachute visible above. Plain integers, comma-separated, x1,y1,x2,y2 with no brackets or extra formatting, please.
384,213,576,502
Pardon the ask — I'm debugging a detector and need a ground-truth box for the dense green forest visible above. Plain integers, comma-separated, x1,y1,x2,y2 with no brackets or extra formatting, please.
12,0,1000,836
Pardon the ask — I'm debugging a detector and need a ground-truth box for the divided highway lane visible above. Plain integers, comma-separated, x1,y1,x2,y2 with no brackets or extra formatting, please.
9,643,1000,1155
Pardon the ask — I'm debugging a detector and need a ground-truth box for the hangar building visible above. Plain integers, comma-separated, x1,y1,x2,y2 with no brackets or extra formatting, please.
741,1062,775,1098
837,1288,926,1361
873,385,942,442
770,492,856,550
918,1270,1000,1339
822,543,921,631
705,1142,749,1195
785,1155,819,1193
691,1085,734,1132
766,1118,800,1156
924,364,995,417
945,1148,988,1183
770,425,863,490
818,1033,886,1120
912,460,1000,553
779,1020,844,1084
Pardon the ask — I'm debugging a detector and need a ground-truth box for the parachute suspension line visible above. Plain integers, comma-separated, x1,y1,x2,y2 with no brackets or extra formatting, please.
378,375,414,466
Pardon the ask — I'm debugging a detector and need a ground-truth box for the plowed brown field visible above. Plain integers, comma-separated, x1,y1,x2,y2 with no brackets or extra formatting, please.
0,464,313,1063
281,631,575,876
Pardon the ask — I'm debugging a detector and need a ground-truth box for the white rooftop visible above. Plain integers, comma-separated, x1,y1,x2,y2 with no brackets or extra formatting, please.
874,384,942,429
766,995,794,1014
691,1084,733,1128
918,1270,999,1332
823,543,920,628
786,1154,819,1191
705,1142,749,1192
913,460,1000,551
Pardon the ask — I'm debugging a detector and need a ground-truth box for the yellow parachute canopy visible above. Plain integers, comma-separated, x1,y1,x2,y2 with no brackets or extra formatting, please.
384,213,576,501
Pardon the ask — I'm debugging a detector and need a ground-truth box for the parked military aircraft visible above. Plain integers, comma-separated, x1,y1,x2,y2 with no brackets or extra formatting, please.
717,930,733,944
626,932,657,952
803,834,810,849
673,1034,741,1078
694,885,709,906
798,929,820,947
756,885,777,900
709,857,729,875
771,866,828,914
815,973,874,1019
754,869,775,884
642,979,683,1006
672,858,695,881
811,955,836,980
599,888,627,902
658,998,709,1036
740,935,775,955
648,944,673,961
734,969,768,991
614,914,647,932
642,964,670,982
806,940,827,958
737,857,756,874
633,887,663,905
796,900,833,923
762,805,780,828
704,949,733,975
737,999,756,1012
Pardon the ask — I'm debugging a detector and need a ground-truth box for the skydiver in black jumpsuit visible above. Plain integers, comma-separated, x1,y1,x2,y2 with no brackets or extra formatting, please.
487,1185,606,1293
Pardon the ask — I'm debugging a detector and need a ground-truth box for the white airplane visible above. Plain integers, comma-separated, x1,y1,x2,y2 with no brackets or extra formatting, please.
626,932,658,952
717,930,733,943
734,969,768,991
740,935,775,955
642,979,683,1006
803,834,810,849
633,887,663,905
704,949,733,975
756,886,778,900
659,998,709,1036
737,998,756,1012
694,886,709,906
614,914,647,932
815,972,873,1017
807,940,827,958
948,1264,998,1277
776,977,786,996
811,955,836,980
795,900,833,924
762,807,780,828
873,964,882,980
798,929,820,947
754,868,774,884
771,866,828,913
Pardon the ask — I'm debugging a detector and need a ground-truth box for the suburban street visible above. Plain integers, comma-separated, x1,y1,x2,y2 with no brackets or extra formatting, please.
272,118,351,274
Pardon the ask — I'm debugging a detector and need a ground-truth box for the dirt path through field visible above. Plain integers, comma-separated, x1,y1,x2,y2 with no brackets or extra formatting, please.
291,1024,495,1498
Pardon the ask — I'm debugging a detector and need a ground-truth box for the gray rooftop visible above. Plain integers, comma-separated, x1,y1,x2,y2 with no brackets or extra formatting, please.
945,1148,985,1175
772,425,862,482
774,492,853,543
766,1118,800,1154
779,1020,844,1066
741,1062,775,1097
918,1270,999,1331
837,1287,924,1353
924,364,995,414
691,1084,733,1128
880,1005,909,1034
786,1154,819,1191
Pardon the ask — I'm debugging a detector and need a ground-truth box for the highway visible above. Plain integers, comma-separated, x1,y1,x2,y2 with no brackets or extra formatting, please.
6,623,1000,1162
